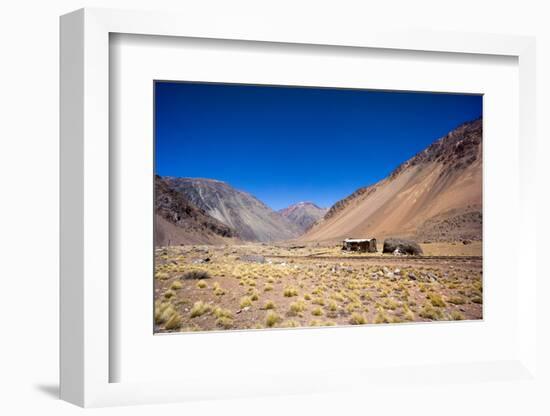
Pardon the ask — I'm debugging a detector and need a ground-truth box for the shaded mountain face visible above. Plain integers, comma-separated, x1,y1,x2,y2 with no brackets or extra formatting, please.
278,202,328,232
302,118,483,243
163,177,301,242
155,176,234,246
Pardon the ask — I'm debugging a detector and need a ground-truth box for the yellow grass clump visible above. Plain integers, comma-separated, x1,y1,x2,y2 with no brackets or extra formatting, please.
283,286,299,297
265,311,282,327
190,301,210,318
349,312,367,325
240,296,253,309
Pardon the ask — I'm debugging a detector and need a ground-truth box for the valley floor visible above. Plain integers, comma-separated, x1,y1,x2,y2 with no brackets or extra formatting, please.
154,243,483,333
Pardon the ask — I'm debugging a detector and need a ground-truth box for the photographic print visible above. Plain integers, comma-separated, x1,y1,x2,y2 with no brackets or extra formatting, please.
154,82,482,333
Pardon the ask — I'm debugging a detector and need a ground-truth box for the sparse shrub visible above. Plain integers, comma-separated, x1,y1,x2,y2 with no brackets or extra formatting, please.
213,307,233,319
216,316,234,329
280,320,299,328
428,292,446,307
164,312,182,330
383,298,400,310
213,282,225,296
155,271,169,280
196,280,207,289
289,301,306,316
312,297,325,306
265,311,282,327
419,303,443,320
283,286,299,297
311,307,323,316
471,296,483,304
304,293,312,301
163,290,176,299
328,300,338,312
263,300,276,310
240,296,253,308
374,309,390,324
182,270,211,280
404,308,415,321
450,310,465,320
190,301,210,318
349,312,367,325
448,296,466,305
155,301,176,324
264,284,273,292
170,280,182,290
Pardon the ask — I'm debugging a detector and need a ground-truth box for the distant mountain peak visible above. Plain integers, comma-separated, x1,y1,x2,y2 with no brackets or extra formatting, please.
279,201,328,233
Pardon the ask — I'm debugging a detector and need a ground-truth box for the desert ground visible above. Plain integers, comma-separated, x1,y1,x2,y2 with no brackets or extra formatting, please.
154,242,482,333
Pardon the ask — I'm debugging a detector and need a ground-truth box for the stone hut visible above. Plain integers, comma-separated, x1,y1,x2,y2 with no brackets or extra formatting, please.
342,238,377,253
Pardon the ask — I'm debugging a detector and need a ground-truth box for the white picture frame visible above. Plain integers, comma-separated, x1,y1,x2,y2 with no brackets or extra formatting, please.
60,8,538,408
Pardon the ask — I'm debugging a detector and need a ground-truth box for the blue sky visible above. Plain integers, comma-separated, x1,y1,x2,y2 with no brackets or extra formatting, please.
155,82,482,211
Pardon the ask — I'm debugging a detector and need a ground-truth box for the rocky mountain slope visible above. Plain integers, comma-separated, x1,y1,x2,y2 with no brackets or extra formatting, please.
155,176,235,246
162,177,301,242
301,118,483,243
278,202,328,232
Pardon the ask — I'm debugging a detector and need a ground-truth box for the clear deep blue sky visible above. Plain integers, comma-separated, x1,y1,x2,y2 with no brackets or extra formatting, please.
155,82,482,211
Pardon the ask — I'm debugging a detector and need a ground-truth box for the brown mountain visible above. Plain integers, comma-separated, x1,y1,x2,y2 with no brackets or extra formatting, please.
278,202,328,233
155,176,235,246
301,118,482,243
163,177,301,242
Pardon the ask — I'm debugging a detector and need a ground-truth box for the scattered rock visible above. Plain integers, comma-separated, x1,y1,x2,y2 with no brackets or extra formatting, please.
462,239,472,245
239,254,266,264
192,257,210,264
383,238,423,255
427,272,439,281
408,272,418,280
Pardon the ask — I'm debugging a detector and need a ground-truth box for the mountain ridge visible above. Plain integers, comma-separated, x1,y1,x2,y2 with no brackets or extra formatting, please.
162,177,301,242
301,118,483,243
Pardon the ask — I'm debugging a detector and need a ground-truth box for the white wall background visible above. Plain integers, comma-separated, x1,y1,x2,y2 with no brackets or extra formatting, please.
0,1,548,415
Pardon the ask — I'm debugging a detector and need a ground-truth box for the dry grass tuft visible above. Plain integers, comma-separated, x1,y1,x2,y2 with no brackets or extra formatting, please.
419,303,443,320
239,296,253,309
450,310,465,320
263,300,276,310
170,280,183,290
447,296,466,305
190,301,210,318
216,316,234,329
289,301,306,316
427,292,446,307
349,312,367,325
265,311,282,327
164,312,182,330
311,307,323,317
163,290,176,299
283,286,299,297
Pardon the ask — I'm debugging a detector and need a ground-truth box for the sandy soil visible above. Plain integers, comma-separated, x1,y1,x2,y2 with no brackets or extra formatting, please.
154,243,482,333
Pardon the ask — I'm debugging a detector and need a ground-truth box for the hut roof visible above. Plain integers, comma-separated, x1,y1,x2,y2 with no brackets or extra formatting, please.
343,238,375,243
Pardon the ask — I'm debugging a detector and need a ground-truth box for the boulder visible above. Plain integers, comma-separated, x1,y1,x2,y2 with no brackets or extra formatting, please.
382,238,423,256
